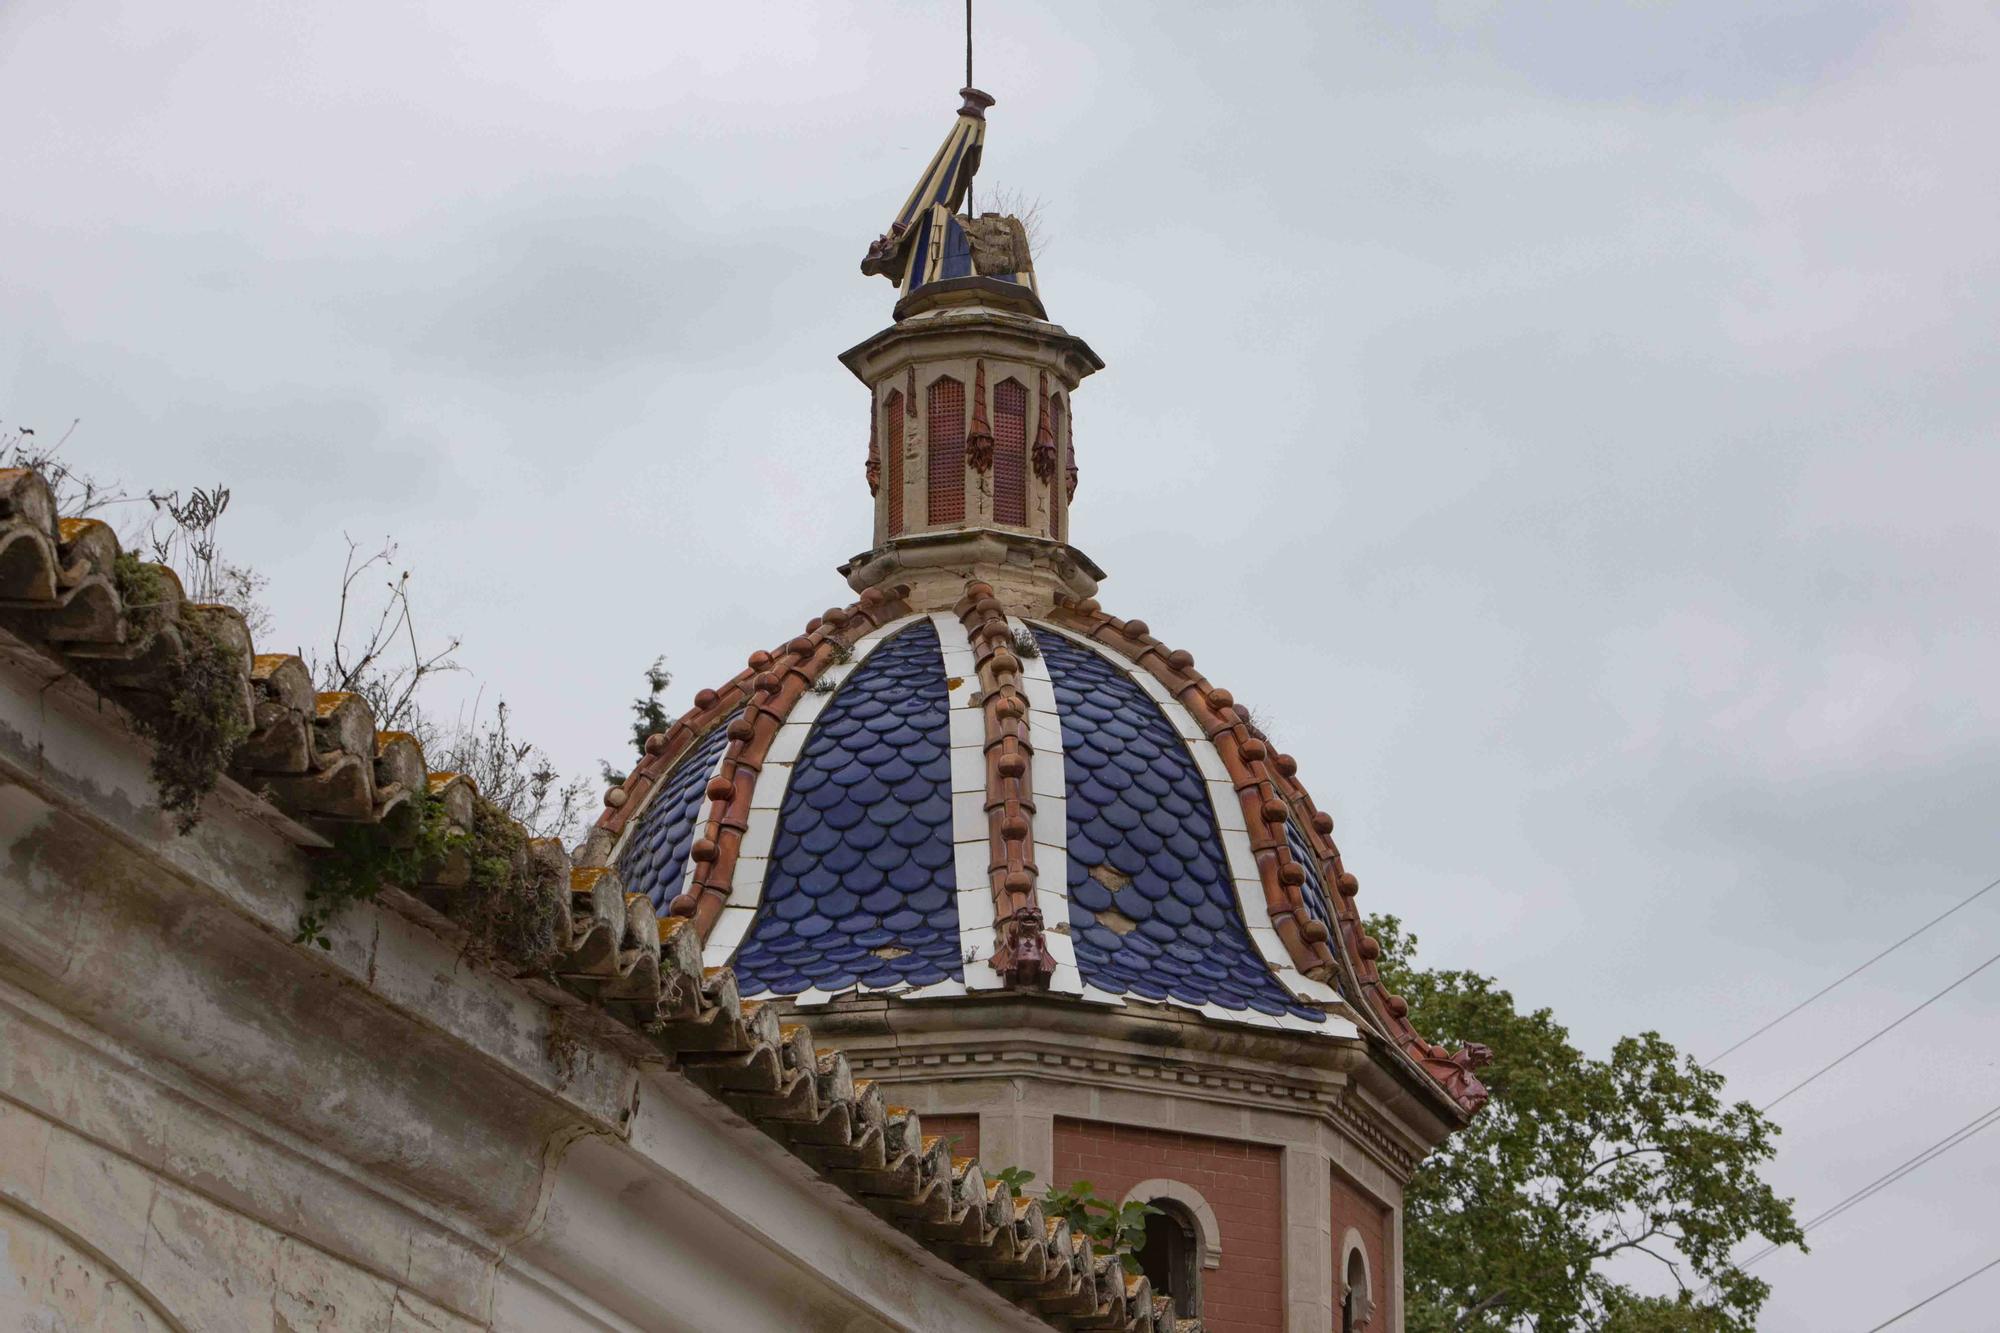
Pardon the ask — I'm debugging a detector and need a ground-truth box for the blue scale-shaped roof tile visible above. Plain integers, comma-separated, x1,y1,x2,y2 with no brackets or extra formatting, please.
1034,627,1322,1022
618,713,741,913
1285,816,1339,936
732,621,961,995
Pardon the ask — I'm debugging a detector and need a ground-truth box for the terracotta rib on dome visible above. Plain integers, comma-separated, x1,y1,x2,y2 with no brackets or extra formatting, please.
689,588,914,939
955,579,1053,987
594,587,915,937
1048,597,1488,1115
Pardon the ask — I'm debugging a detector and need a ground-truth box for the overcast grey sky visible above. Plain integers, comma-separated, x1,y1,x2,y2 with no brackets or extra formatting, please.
4,3,1997,1327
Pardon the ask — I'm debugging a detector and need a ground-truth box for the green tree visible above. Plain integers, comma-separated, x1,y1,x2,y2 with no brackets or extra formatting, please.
1370,914,1803,1333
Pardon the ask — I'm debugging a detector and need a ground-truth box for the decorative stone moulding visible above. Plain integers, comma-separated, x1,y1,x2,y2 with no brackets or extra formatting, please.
838,528,1105,615
0,455,1206,1333
1032,370,1059,484
966,359,996,474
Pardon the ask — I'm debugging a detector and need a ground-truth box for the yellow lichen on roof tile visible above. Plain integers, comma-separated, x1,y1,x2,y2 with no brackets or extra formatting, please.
57,517,108,541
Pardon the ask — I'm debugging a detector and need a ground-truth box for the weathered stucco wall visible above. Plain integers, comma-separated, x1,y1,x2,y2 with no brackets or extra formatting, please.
0,637,1059,1333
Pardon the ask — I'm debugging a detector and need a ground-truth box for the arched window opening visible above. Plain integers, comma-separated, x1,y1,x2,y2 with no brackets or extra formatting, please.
926,377,965,524
883,390,905,536
1137,1200,1201,1318
993,377,1028,525
1342,1241,1374,1332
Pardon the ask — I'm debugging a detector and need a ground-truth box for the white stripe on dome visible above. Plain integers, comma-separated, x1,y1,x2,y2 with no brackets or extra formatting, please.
705,612,924,974
1025,620,1357,1037
936,610,1003,994
1007,614,1084,997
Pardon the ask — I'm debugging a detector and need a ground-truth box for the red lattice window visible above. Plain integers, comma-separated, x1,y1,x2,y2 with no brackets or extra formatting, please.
927,377,965,524
994,378,1028,525
884,390,905,536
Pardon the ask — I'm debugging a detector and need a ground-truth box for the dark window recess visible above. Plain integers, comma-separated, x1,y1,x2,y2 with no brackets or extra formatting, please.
1137,1201,1200,1318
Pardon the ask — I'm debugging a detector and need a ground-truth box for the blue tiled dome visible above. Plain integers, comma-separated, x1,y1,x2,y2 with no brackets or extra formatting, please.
1036,629,1321,1021
614,615,1332,1029
619,712,739,914
732,621,961,995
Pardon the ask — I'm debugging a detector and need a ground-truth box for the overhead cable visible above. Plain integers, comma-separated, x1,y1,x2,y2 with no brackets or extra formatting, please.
1734,1098,2000,1271
1758,949,2000,1113
1705,873,2000,1067
1862,1251,2000,1332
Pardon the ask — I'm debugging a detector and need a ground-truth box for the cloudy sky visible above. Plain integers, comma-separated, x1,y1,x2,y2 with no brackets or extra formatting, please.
4,2,1997,1326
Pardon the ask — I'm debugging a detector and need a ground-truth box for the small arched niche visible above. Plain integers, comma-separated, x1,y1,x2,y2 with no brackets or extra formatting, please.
1340,1227,1376,1332
1123,1178,1222,1319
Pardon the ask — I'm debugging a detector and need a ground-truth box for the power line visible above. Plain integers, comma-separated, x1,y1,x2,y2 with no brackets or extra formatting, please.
1862,1251,2000,1332
1705,872,2000,1066
1733,1098,2000,1271
1759,949,2000,1112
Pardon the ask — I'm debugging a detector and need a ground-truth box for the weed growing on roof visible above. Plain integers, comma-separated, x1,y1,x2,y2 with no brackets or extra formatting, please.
1040,1180,1159,1275
981,1169,1158,1275
989,1166,1035,1199
104,555,251,833
295,791,564,972
297,791,455,949
443,798,564,973
111,552,168,620
1010,627,1040,659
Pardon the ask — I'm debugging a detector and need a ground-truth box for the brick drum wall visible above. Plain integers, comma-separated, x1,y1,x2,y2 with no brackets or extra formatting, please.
1331,1168,1391,1328
1052,1118,1282,1333
923,1114,981,1162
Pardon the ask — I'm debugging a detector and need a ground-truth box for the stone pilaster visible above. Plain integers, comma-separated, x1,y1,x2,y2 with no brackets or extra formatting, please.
1283,1142,1336,1332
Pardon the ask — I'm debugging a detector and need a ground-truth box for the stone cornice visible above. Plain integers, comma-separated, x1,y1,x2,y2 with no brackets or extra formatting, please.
799,993,1436,1181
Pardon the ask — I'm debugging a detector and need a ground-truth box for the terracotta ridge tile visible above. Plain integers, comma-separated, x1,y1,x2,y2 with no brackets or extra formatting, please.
955,580,1053,989
670,586,914,941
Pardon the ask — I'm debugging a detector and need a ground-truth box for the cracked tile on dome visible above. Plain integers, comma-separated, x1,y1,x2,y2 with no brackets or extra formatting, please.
731,621,961,995
618,714,741,913
1034,627,1324,1022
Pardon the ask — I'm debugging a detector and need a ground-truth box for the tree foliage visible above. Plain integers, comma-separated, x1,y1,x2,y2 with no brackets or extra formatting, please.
1369,914,1803,1333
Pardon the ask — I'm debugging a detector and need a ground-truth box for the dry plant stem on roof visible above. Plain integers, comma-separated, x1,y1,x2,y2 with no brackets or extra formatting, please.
1,418,129,519
104,553,252,833
138,483,272,637
314,535,461,744
431,697,590,844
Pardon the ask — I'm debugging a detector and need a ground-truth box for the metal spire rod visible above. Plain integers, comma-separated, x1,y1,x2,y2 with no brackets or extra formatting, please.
965,0,974,216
